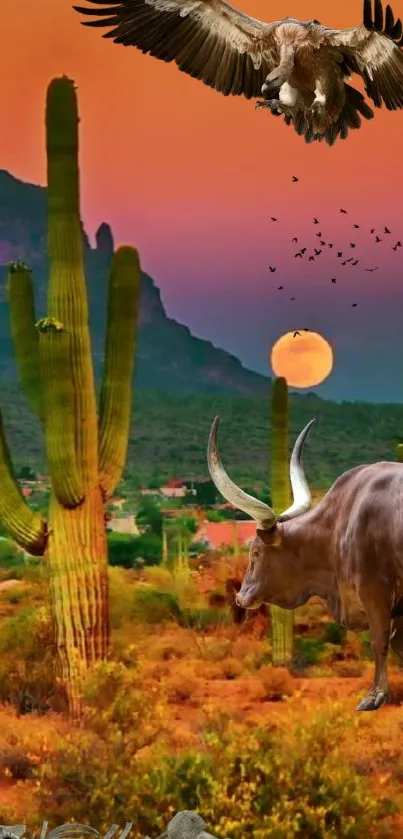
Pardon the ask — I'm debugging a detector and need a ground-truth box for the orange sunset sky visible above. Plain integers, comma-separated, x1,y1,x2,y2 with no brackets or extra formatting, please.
2,0,403,401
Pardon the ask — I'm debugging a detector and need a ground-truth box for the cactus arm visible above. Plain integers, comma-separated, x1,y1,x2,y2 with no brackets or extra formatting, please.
37,317,85,509
46,77,99,486
0,405,47,555
7,262,44,421
98,246,140,499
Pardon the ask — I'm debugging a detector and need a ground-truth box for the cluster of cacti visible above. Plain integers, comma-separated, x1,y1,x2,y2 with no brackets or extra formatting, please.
1,76,141,717
270,376,294,666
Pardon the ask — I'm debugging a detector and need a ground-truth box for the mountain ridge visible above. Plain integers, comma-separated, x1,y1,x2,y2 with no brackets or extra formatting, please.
0,169,271,395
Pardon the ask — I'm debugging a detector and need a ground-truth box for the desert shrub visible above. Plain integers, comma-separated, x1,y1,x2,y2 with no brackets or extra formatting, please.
132,585,182,624
323,622,347,645
193,636,233,662
332,660,365,678
388,674,403,705
163,671,200,703
342,631,362,660
217,657,244,680
0,740,35,780
81,660,165,738
142,566,175,591
0,605,60,712
230,636,270,671
149,634,190,661
180,607,231,630
258,665,295,701
293,637,325,669
108,566,136,628
359,630,373,659
33,702,397,837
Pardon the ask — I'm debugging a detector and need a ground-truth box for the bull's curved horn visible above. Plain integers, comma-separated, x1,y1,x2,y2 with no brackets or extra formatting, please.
207,416,276,529
276,419,315,522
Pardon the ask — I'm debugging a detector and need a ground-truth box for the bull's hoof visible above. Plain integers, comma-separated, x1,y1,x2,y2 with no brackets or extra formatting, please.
356,688,388,711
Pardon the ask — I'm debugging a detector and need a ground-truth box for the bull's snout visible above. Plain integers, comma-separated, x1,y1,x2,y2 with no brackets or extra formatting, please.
235,584,262,610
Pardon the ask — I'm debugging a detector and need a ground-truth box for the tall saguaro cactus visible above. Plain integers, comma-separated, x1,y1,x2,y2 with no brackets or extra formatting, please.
270,376,294,666
2,76,141,717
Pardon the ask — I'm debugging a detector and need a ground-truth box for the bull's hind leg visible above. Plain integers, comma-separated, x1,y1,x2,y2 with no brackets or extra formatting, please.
355,581,392,711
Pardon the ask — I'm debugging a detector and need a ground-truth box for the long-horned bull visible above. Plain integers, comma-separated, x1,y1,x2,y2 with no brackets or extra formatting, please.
207,416,403,711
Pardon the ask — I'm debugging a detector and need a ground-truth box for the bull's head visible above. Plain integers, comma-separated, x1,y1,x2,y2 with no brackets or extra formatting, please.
207,417,315,611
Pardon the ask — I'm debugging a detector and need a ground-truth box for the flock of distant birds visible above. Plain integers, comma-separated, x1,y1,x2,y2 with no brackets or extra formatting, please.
269,175,401,311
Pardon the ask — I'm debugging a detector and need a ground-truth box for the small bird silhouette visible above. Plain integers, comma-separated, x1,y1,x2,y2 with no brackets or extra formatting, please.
320,240,326,245
330,278,337,283
314,248,322,255
302,328,310,332
292,237,298,243
328,243,333,248
292,176,299,182
313,217,319,224
345,257,353,263
341,260,347,265
294,252,302,258
316,231,322,237
308,256,315,261
340,208,348,214
364,267,378,272
375,236,382,242
293,330,301,337
370,228,375,233
351,259,359,265
337,251,343,257
384,226,391,233
351,303,358,307
290,297,296,301
277,285,283,289
397,241,402,247
300,247,307,254
353,223,360,228
349,243,356,248
269,266,276,272
270,217,278,221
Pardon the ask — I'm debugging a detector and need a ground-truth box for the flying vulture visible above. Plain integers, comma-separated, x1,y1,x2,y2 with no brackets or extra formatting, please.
73,0,403,145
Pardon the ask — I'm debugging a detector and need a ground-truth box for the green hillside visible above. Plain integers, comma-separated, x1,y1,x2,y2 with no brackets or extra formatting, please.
3,383,403,490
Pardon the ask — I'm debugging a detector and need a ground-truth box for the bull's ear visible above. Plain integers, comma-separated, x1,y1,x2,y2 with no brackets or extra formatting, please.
256,525,281,546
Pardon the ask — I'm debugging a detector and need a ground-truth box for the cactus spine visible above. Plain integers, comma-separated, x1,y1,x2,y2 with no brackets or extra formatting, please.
2,76,140,717
270,376,294,666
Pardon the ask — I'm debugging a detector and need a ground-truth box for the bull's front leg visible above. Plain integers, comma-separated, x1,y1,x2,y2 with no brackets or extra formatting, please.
355,582,392,711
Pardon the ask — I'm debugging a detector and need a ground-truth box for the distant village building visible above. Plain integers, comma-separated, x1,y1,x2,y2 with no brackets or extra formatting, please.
161,506,205,524
192,520,256,550
160,478,191,499
106,515,139,536
139,488,161,496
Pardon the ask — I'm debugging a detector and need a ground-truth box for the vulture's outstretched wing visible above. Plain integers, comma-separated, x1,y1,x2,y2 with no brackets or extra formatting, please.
325,0,403,108
72,0,281,98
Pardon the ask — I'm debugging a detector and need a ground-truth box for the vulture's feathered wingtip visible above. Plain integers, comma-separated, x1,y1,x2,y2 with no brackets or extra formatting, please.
363,0,403,43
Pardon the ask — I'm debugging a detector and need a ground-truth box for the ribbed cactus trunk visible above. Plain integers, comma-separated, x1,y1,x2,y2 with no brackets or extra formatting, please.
270,377,294,666
2,76,141,718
